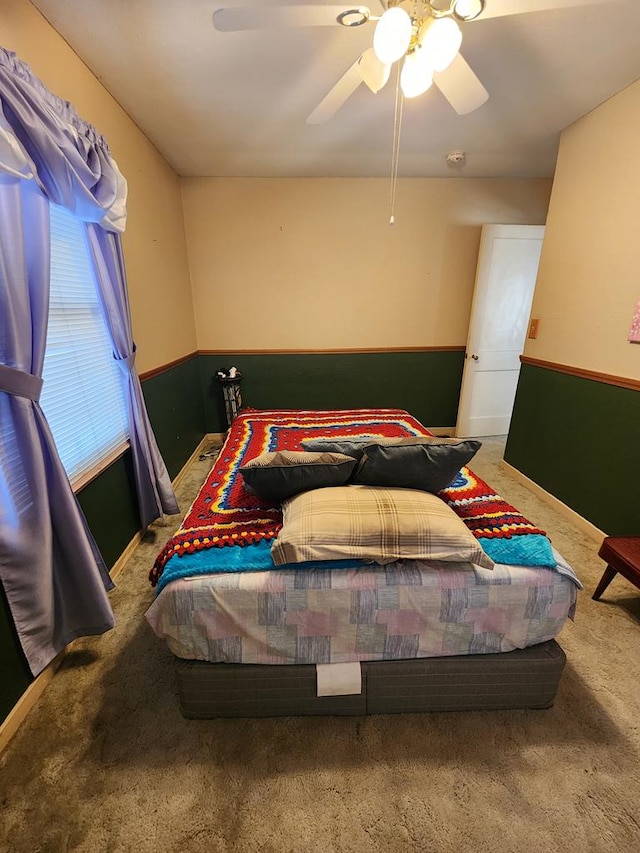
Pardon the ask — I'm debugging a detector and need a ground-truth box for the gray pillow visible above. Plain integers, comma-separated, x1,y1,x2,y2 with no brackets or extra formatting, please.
351,439,481,493
303,435,472,462
239,450,357,503
301,437,375,461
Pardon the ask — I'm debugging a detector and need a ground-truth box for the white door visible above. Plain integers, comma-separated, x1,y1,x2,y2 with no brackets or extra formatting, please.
456,224,544,437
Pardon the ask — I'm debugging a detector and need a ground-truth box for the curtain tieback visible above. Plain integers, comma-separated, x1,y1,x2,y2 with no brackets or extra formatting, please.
114,350,136,374
0,363,43,401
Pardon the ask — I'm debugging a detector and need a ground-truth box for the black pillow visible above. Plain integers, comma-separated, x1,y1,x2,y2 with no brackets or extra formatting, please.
351,439,481,493
239,450,357,503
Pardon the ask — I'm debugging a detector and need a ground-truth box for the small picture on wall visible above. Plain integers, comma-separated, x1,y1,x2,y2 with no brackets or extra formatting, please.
630,301,640,343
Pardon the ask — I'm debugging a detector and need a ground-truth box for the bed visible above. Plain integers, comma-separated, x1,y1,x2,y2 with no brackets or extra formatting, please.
146,408,581,718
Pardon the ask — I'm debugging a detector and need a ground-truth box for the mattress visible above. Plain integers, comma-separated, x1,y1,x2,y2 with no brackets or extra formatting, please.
146,552,579,665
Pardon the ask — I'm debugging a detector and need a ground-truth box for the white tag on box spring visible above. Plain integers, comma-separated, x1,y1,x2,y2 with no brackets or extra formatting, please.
316,662,362,697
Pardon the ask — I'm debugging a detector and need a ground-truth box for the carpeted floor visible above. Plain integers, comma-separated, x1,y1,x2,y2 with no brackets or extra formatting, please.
1,437,639,853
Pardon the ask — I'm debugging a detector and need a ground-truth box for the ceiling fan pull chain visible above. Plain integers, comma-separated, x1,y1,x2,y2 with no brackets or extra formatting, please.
389,64,404,225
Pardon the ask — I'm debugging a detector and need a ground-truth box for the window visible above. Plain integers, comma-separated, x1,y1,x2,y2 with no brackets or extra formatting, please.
40,204,129,489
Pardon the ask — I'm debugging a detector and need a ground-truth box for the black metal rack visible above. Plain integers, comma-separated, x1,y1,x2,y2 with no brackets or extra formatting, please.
217,371,243,428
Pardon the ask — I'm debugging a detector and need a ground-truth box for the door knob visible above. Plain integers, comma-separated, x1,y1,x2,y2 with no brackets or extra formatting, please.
471,354,479,361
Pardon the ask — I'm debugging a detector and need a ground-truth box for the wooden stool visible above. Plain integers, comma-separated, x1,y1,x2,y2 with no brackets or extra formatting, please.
593,536,640,600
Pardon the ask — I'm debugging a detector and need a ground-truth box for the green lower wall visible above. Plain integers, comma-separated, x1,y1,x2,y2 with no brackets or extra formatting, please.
142,354,206,480
0,354,206,724
78,451,141,569
200,350,465,433
505,363,640,534
0,586,31,722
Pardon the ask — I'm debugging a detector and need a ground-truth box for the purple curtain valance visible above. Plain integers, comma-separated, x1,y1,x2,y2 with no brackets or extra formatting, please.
0,48,126,232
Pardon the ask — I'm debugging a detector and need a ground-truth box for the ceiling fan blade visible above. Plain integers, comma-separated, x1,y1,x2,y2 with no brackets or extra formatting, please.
213,5,367,31
434,54,489,115
358,48,391,94
306,57,365,125
477,0,618,20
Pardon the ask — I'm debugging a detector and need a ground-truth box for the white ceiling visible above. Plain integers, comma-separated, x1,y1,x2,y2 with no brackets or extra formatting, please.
30,0,640,178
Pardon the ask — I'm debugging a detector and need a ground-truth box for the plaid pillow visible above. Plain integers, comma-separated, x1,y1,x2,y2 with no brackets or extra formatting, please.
271,485,495,569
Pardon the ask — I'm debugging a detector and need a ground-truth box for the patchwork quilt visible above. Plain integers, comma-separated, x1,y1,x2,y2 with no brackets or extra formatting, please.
146,557,578,665
150,408,557,593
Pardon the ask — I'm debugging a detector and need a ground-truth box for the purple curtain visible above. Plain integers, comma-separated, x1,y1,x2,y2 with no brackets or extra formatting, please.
0,176,114,677
87,225,179,525
0,48,173,675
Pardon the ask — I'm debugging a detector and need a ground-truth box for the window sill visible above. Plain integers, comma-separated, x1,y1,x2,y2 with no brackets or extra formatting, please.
72,440,130,494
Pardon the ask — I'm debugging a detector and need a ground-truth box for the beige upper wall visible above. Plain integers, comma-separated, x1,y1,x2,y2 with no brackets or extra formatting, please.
182,177,552,350
525,78,640,380
0,0,196,373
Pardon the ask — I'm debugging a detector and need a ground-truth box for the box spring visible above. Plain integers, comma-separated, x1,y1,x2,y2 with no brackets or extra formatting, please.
174,639,566,718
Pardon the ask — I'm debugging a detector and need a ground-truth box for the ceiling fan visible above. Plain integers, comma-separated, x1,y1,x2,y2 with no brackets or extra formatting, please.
212,0,617,124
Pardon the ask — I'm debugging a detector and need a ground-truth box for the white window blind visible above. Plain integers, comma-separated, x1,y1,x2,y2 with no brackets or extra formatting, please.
40,204,129,487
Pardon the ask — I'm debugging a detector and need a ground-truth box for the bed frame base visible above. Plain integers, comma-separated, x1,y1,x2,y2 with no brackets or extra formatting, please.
174,640,566,718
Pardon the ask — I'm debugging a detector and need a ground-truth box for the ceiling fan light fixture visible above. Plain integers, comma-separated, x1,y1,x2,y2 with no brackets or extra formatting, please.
418,17,462,73
400,50,434,99
373,7,412,65
336,7,371,28
452,0,485,23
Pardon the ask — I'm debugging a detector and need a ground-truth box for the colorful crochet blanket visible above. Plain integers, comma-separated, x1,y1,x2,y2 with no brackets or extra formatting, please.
150,408,555,589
